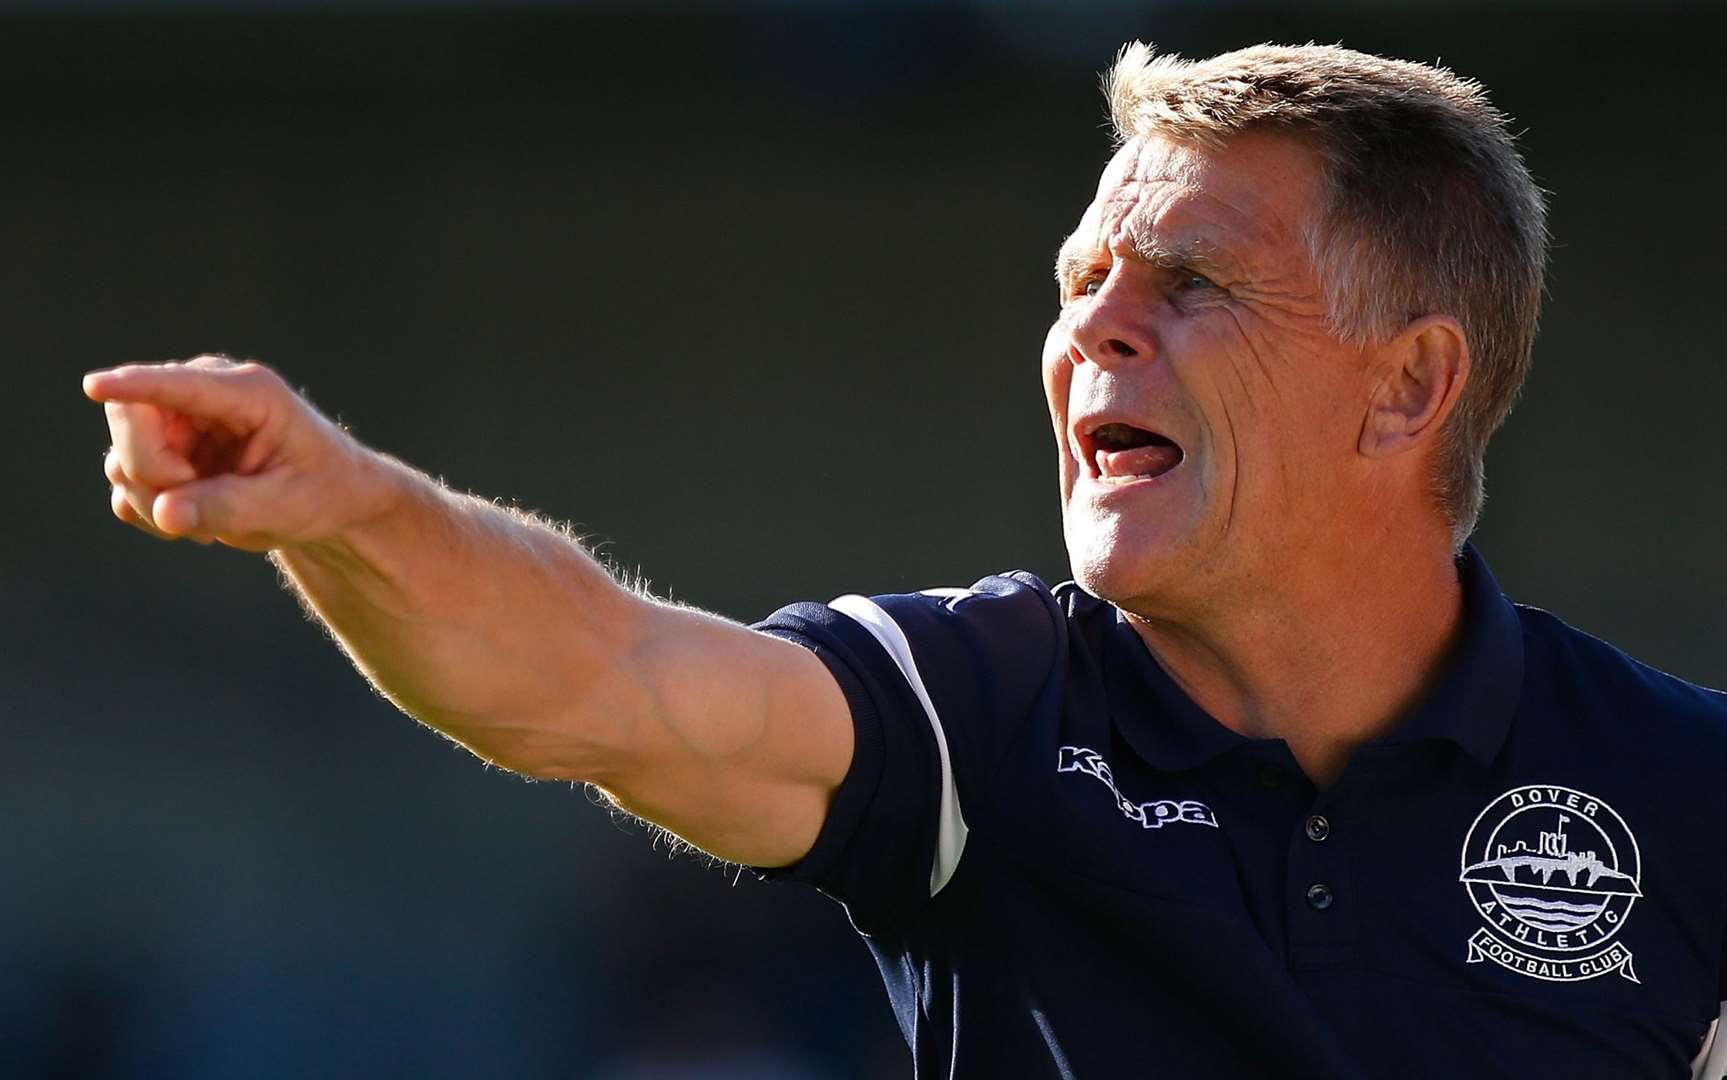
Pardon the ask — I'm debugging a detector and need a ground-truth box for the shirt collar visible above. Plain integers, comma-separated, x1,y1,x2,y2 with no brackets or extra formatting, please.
1104,544,1524,773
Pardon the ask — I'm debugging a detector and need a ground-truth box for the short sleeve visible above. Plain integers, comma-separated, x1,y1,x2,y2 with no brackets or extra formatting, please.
1698,950,1727,1076
750,571,1063,933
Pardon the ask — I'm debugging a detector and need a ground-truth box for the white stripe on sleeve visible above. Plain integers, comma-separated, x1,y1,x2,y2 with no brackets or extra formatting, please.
829,593,969,897
1692,1002,1726,1079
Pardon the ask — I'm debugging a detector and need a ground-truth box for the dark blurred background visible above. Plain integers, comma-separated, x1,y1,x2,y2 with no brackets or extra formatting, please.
7,2,1725,1077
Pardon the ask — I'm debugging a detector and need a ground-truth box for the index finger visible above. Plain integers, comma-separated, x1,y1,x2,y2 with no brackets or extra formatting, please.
83,362,271,429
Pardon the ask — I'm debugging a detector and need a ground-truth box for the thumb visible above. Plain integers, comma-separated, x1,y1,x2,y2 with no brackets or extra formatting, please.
152,470,287,547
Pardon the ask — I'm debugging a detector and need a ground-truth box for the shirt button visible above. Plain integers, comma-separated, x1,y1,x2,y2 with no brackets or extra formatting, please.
1305,883,1334,911
1304,814,1330,842
1257,765,1284,790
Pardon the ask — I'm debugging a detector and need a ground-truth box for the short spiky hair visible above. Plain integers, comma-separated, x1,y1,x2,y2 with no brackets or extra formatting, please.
1107,42,1548,544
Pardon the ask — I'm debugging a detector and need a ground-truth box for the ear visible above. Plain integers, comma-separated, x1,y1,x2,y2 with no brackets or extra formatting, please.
1358,314,1470,460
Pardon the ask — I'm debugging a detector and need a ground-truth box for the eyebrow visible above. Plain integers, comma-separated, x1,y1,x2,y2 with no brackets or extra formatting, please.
1053,232,1236,286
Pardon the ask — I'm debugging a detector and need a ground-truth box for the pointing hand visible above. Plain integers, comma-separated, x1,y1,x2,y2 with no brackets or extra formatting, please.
85,355,396,552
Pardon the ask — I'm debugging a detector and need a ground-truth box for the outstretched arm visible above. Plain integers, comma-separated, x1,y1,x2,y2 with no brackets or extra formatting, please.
85,356,852,867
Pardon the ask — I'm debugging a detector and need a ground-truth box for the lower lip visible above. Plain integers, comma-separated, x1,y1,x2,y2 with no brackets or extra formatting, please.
1078,463,1183,494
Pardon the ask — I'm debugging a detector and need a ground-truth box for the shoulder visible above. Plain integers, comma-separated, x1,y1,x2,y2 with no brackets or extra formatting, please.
1515,602,1727,756
861,571,1122,670
858,570,1074,682
755,569,1091,704
838,572,1107,756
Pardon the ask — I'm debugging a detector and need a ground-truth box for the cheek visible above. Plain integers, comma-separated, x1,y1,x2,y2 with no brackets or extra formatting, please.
1166,322,1296,514
1041,323,1073,443
1199,318,1365,507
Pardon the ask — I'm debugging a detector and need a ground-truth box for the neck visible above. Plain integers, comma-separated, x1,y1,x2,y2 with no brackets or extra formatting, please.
1124,528,1466,789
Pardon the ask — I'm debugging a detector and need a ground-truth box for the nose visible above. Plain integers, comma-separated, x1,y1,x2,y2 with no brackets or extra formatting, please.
1066,270,1154,370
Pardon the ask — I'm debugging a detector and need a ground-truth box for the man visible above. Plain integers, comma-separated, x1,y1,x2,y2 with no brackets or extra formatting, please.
85,41,1727,1079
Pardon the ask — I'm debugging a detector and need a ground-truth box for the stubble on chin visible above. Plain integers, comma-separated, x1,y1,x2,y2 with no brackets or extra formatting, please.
1065,508,1139,604
1065,503,1212,623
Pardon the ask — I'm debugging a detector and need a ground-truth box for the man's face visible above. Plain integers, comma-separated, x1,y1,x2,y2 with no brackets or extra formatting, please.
1045,131,1373,617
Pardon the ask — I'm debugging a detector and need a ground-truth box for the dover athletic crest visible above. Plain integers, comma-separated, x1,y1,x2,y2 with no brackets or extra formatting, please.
1458,785,1642,984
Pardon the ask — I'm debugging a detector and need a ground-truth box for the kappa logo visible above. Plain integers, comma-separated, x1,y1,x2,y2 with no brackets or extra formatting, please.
1057,746,1218,830
1458,784,1643,984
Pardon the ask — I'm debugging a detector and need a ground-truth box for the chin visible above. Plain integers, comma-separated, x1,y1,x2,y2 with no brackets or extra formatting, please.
1059,453,1215,598
1064,523,1191,613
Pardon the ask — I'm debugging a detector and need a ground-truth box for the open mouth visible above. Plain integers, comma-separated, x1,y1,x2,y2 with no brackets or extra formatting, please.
1086,422,1185,483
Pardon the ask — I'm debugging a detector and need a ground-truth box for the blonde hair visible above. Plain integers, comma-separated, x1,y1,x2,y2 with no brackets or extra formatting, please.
1106,42,1548,544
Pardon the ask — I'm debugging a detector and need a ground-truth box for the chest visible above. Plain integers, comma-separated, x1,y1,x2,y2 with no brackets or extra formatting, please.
965,729,1720,1071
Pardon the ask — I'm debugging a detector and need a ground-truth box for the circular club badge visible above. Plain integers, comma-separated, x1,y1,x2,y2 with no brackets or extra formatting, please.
1458,784,1641,984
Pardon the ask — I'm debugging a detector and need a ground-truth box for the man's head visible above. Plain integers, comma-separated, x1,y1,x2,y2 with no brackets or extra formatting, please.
1045,42,1547,617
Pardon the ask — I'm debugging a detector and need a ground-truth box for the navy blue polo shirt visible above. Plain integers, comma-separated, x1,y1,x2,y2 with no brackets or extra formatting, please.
753,547,1727,1079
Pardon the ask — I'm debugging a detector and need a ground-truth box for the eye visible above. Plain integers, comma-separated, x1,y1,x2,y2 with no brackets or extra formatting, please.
1062,273,1105,304
1178,269,1218,291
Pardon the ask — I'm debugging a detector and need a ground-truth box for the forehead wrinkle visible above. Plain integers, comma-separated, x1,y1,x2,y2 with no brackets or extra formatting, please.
1119,183,1298,279
1104,179,1265,276
1060,151,1295,285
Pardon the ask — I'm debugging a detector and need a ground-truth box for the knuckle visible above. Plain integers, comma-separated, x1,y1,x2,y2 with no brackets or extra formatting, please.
236,361,282,387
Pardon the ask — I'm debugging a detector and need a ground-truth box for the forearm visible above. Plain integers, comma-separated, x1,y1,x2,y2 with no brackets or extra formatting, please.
271,452,651,778
89,357,854,863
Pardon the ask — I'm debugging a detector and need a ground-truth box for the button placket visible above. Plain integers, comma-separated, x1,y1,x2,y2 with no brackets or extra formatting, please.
1290,812,1342,916
1286,797,1357,969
